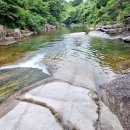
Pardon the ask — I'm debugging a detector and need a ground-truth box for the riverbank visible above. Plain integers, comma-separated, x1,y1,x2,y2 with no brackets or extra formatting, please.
88,24,130,42
0,23,56,46
0,31,36,46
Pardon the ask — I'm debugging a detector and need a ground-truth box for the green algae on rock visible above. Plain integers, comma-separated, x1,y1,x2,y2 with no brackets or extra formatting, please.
0,68,49,103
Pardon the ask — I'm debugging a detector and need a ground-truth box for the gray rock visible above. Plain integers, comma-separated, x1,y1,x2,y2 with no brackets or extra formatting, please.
100,73,130,130
99,102,123,130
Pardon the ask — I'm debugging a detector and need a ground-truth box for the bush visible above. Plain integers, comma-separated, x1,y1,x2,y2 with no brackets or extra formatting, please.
27,13,46,31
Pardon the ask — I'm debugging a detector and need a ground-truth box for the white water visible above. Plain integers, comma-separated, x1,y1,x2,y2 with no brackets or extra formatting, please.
0,53,50,75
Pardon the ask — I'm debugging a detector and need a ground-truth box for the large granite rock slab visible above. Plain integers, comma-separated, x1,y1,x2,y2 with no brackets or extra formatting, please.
0,59,124,130
100,73,130,130
0,102,63,130
53,60,96,91
25,81,98,130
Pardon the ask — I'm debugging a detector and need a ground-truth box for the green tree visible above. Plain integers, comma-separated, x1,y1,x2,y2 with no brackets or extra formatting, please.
70,0,83,7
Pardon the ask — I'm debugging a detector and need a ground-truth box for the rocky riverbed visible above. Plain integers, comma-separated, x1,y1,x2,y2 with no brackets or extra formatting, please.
0,60,123,130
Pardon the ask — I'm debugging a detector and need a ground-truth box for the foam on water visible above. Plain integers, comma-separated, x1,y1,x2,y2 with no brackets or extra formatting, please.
0,53,50,75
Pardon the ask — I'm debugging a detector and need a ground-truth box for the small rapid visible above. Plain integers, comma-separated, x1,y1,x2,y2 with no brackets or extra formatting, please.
0,53,50,75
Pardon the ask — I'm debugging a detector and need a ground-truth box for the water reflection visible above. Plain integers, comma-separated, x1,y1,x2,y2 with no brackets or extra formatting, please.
90,38,130,73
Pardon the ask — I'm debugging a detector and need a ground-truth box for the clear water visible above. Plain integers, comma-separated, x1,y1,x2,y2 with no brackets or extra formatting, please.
1,27,130,101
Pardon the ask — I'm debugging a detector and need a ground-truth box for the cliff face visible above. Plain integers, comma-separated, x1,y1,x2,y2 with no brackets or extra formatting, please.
100,74,130,130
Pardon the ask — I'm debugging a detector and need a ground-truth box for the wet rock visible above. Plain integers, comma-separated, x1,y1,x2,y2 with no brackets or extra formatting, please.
0,68,49,103
99,74,130,130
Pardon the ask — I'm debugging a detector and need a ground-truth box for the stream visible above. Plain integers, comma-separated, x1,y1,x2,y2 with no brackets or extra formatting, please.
1,27,130,103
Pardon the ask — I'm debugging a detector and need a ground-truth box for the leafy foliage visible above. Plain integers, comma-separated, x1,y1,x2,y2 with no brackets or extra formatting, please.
0,0,130,30
70,0,83,7
0,0,66,30
64,0,130,26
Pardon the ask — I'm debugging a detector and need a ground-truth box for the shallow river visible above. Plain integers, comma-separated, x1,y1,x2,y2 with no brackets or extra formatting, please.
0,27,130,102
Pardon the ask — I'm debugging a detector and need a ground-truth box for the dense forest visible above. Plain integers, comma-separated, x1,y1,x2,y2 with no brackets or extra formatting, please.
64,0,130,27
0,0,130,31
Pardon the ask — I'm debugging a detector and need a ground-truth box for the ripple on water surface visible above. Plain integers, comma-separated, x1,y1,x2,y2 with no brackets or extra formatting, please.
1,29,130,103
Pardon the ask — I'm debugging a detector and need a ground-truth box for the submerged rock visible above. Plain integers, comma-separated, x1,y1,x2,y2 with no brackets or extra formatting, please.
0,68,49,103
